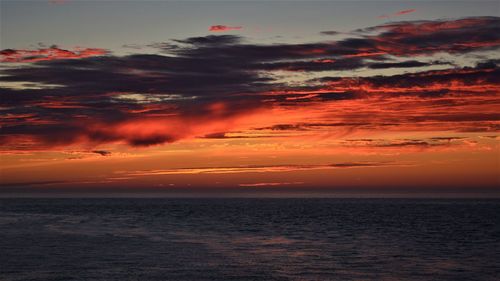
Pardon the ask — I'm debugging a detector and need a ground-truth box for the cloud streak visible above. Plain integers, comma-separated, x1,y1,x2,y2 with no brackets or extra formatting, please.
117,162,398,177
379,9,416,19
238,182,304,187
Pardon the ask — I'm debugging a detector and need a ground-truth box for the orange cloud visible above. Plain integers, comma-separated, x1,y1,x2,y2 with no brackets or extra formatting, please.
0,47,107,63
118,162,396,177
209,25,243,32
238,182,304,187
1,17,498,153
0,100,269,150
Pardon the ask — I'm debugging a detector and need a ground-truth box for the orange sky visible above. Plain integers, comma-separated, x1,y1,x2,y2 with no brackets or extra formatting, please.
0,5,499,196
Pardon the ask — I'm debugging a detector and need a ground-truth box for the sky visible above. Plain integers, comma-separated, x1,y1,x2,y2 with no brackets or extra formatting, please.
0,0,499,197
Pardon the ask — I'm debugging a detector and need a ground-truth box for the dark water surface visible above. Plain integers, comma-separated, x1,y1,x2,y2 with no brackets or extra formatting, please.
0,198,499,281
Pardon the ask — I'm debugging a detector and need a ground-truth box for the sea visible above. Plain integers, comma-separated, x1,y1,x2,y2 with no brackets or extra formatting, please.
0,198,499,281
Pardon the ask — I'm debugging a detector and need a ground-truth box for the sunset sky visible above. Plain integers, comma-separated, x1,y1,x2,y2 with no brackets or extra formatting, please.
0,1,499,196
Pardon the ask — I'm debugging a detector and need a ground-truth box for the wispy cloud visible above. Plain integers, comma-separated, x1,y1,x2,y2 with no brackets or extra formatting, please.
238,182,304,187
395,9,417,16
379,9,416,19
117,162,402,177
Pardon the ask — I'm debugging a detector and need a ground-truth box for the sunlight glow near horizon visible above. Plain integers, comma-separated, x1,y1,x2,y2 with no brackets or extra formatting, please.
0,1,499,195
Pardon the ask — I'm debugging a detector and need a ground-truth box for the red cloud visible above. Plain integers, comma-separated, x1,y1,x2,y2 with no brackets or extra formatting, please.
0,17,498,152
0,99,266,150
0,47,107,63
379,9,416,19
395,9,416,16
209,25,243,32
376,17,489,34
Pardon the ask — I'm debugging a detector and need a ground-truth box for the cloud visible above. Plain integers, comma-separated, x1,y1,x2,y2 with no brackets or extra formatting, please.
314,63,500,97
0,17,499,151
335,137,490,154
396,9,416,16
255,122,371,131
356,17,500,56
379,9,416,19
320,31,340,36
368,60,447,69
118,162,396,177
92,150,111,156
202,132,280,139
0,47,108,63
0,180,69,187
0,100,267,148
173,34,241,46
209,25,243,32
238,182,304,187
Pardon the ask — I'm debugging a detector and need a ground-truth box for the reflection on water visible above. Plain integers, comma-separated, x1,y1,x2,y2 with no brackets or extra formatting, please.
0,198,499,281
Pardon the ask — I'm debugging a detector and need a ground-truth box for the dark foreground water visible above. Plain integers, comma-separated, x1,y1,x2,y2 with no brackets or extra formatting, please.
0,199,499,281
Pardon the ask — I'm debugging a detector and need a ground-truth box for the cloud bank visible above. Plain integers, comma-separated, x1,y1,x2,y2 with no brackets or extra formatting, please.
1,17,499,151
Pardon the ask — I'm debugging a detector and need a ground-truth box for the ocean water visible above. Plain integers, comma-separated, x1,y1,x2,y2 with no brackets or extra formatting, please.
0,198,499,281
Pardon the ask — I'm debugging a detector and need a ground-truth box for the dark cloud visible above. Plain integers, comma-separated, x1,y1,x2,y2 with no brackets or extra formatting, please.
1,17,499,150
374,140,432,147
342,137,474,148
202,132,228,139
173,35,242,46
320,31,340,36
368,60,447,69
429,137,465,141
255,122,373,131
358,17,500,55
202,132,278,139
255,57,366,72
315,62,500,97
0,180,68,187
92,150,112,156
